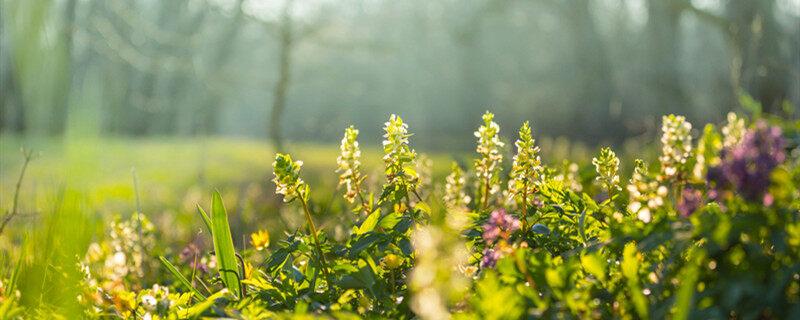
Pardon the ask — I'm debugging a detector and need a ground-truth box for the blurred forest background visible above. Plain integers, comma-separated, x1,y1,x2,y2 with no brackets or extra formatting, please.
1,0,799,151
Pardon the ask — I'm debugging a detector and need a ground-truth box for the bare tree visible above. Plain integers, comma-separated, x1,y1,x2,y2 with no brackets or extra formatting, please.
270,0,295,152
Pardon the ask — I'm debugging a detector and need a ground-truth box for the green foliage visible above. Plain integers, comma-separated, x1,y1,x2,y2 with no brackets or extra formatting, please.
208,191,242,298
3,111,799,319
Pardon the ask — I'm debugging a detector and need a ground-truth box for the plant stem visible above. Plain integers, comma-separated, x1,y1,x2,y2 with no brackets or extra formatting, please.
520,180,529,233
0,149,34,236
354,181,370,215
481,175,490,211
299,197,331,282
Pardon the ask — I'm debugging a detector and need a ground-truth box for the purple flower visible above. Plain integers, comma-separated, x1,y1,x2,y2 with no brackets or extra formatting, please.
179,242,209,273
482,209,520,245
677,188,703,217
480,248,502,268
708,121,786,202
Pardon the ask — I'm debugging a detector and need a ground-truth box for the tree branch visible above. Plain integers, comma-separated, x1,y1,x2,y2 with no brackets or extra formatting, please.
0,149,36,236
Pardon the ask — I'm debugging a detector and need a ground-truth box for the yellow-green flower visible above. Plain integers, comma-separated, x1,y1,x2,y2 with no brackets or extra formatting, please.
272,153,309,203
593,147,620,195
336,126,365,204
474,111,505,208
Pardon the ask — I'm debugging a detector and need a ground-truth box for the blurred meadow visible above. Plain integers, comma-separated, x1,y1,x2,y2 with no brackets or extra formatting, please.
1,0,799,318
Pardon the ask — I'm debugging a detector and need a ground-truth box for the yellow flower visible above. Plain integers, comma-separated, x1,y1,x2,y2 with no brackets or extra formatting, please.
250,230,270,251
382,254,403,270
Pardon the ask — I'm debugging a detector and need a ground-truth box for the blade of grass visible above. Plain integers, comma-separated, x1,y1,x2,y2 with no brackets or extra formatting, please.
196,204,213,234
159,256,207,300
210,191,241,298
176,289,229,319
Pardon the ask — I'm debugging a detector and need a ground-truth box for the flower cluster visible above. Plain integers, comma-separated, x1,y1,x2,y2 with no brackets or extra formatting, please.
443,162,470,209
272,153,309,203
139,284,184,318
659,114,693,182
417,154,434,195
474,112,505,207
677,188,703,217
481,209,520,268
178,242,215,273
721,112,746,148
592,147,621,195
336,126,365,204
382,114,419,202
84,214,157,286
409,225,469,320
708,121,786,202
553,161,583,192
80,214,158,317
627,159,667,223
508,121,542,210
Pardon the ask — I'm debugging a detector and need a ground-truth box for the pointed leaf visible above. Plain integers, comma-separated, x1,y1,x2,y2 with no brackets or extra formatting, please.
211,191,241,298
196,204,213,235
159,256,207,300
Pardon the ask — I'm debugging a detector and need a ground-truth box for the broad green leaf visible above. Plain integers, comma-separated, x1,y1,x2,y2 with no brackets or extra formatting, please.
159,256,207,299
414,201,431,215
210,191,241,298
356,209,381,235
580,252,606,282
378,211,401,229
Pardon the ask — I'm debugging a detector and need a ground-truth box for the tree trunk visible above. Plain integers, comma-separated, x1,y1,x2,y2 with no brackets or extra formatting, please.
194,0,245,136
270,0,294,153
645,0,690,115
727,0,789,114
50,0,78,135
565,0,618,141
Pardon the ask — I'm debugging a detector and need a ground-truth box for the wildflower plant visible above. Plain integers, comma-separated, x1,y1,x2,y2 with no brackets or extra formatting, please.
708,121,786,202
508,121,542,230
10,110,800,319
443,162,470,210
721,112,746,148
592,147,621,197
627,159,667,223
336,125,368,209
272,153,330,279
659,114,693,183
381,114,420,204
272,153,309,203
474,111,505,210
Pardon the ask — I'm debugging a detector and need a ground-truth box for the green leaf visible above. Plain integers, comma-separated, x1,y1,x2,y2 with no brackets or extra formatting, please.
210,191,241,298
532,223,550,235
159,256,207,300
356,209,381,235
196,204,213,235
176,289,229,318
378,211,401,229
672,247,706,320
622,242,648,318
414,202,431,215
349,233,382,258
580,252,606,282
